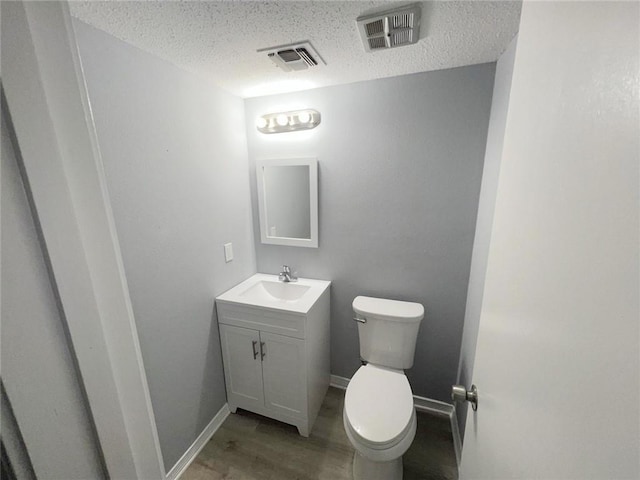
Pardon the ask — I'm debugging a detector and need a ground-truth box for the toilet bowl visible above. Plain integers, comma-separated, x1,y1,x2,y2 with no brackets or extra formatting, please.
344,296,424,480
343,364,416,480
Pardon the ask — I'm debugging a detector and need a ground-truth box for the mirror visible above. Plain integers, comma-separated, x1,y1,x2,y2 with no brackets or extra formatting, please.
256,158,318,248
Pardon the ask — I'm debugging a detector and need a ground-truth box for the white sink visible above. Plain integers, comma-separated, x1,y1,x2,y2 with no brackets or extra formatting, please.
216,273,330,314
240,280,311,302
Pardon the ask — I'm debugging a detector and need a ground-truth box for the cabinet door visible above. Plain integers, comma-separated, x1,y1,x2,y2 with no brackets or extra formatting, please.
219,324,264,411
260,332,306,419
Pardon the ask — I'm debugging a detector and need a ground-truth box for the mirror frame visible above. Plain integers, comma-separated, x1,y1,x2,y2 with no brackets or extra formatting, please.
256,157,318,248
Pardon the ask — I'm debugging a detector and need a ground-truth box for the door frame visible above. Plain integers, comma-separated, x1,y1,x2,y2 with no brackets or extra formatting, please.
2,2,165,477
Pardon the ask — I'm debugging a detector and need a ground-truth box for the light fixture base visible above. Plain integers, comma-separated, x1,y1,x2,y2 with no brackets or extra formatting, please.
256,109,321,134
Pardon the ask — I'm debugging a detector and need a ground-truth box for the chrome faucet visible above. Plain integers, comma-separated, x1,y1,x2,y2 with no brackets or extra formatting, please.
278,265,297,283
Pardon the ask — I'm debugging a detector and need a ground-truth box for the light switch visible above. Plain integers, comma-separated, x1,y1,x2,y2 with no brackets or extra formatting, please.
224,243,233,263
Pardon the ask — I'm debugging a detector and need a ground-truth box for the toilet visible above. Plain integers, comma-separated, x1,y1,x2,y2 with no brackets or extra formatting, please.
343,296,424,480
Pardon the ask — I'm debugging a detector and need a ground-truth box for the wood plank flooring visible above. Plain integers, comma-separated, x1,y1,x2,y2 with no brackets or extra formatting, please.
182,387,458,480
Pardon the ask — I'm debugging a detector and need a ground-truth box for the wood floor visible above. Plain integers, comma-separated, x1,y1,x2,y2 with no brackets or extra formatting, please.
182,387,458,480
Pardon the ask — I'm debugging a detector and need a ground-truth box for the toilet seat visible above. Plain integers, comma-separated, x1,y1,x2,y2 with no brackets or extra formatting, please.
344,364,415,449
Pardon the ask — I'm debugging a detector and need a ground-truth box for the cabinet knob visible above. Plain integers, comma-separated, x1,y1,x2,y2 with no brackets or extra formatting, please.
252,340,259,359
260,341,266,360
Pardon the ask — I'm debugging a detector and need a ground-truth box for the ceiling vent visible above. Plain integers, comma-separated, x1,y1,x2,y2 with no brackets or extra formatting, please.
356,3,422,52
258,41,326,72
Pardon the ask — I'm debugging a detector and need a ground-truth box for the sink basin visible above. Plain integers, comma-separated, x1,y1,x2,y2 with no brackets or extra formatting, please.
216,273,330,314
240,280,310,302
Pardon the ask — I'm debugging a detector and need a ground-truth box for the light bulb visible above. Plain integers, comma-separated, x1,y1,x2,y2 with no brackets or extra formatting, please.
276,114,289,126
297,111,311,124
256,117,268,129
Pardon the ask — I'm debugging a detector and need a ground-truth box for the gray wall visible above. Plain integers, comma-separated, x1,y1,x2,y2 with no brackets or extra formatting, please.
1,112,105,479
73,21,256,471
455,37,518,438
244,65,495,402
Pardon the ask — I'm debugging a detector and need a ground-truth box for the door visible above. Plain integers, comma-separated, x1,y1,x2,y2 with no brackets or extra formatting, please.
219,325,264,411
261,332,306,418
459,2,639,479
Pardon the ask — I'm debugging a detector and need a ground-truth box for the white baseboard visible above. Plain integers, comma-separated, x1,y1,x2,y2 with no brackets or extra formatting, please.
165,403,230,480
413,395,453,416
330,374,454,416
451,405,462,466
330,374,349,390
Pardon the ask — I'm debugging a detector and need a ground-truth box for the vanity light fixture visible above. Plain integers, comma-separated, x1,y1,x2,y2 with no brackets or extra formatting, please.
256,109,321,134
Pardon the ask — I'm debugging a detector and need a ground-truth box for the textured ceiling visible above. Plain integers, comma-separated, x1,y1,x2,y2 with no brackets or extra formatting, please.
70,1,522,98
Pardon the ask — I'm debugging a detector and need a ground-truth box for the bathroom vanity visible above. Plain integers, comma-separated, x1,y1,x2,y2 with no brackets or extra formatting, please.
215,273,330,436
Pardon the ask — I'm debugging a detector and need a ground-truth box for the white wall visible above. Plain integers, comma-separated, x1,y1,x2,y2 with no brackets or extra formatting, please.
73,21,256,471
455,36,517,439
1,113,105,479
245,65,496,402
3,2,171,475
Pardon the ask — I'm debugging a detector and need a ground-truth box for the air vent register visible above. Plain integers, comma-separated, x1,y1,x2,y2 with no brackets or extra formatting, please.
258,41,326,72
357,3,422,52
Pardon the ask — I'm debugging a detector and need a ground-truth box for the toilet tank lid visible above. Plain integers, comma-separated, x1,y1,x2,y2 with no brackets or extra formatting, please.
353,296,424,322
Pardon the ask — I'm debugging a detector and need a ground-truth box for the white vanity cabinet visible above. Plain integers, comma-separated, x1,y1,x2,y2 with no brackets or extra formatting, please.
218,324,306,419
215,274,330,437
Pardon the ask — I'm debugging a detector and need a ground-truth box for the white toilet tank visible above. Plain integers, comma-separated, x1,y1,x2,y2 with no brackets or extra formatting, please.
353,296,424,370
